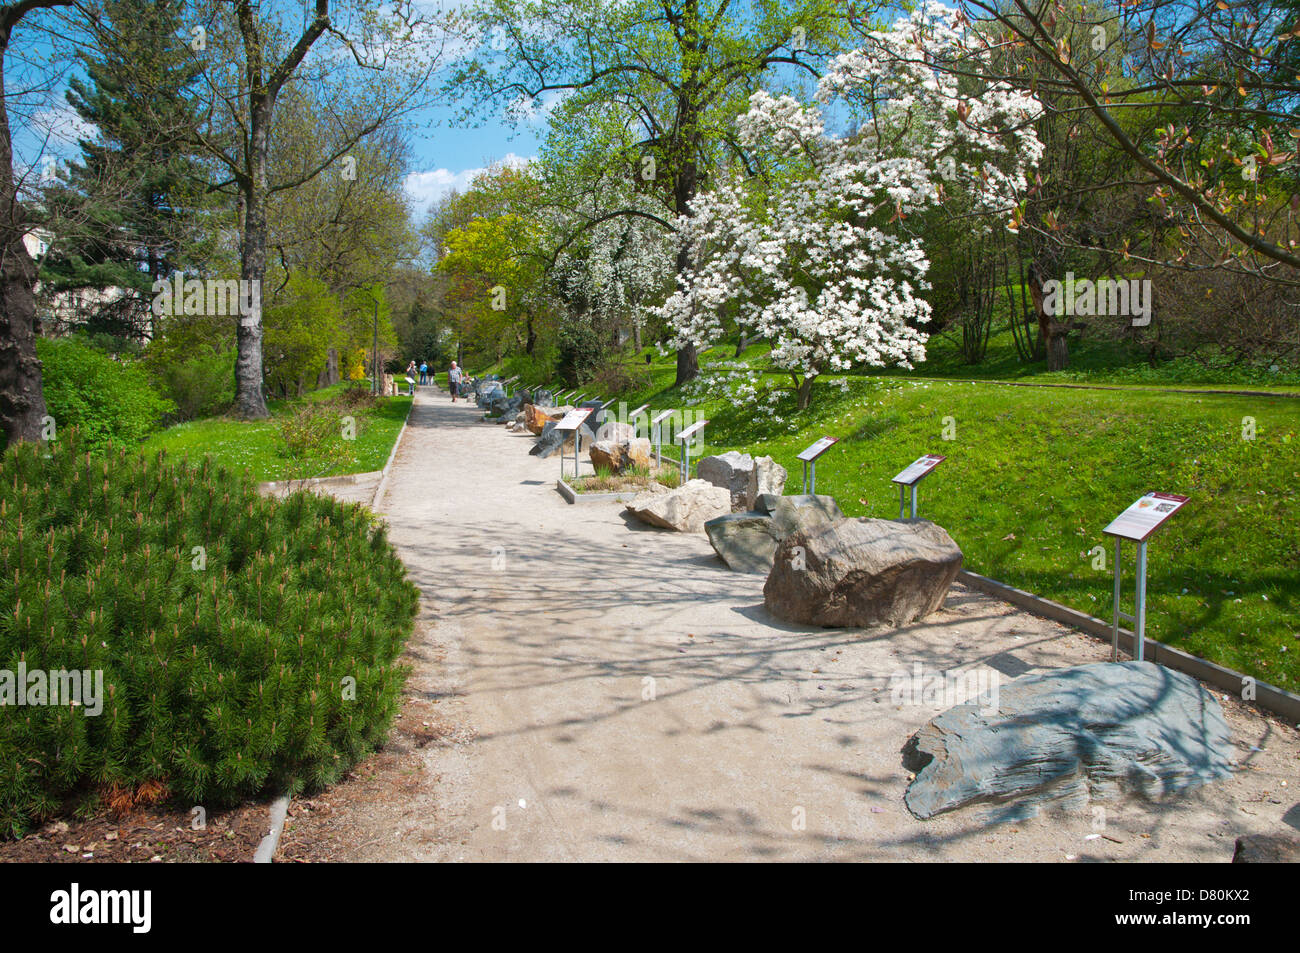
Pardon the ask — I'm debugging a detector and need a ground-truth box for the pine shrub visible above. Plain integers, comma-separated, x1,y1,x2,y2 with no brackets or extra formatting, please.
0,433,419,836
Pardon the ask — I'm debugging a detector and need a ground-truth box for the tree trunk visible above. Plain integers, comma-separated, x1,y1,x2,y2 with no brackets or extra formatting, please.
1027,261,1069,370
796,375,814,410
230,0,328,419
0,228,45,445
234,107,271,419
672,238,699,385
734,331,748,357
1045,330,1070,370
671,78,701,387
316,347,339,389
0,10,54,446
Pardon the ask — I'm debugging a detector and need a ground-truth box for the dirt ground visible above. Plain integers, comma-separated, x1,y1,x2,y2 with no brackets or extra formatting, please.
0,802,270,863
276,389,1300,863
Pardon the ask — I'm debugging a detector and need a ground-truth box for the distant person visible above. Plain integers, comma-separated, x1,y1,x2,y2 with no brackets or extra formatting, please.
419,361,428,385
405,360,417,395
448,361,462,402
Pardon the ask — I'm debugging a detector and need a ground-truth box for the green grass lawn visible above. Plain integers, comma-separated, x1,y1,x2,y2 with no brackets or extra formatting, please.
140,383,412,482
471,332,1300,690
604,357,1300,693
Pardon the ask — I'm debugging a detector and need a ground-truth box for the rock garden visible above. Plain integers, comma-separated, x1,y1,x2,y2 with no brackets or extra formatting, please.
452,379,1258,829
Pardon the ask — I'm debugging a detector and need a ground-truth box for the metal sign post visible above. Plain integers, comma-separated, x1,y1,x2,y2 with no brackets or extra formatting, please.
796,436,838,494
650,409,675,469
628,403,649,438
676,419,708,482
554,407,596,482
890,454,946,518
1102,492,1189,662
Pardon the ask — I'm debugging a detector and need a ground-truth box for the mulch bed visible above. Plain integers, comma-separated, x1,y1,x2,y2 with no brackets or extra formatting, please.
0,802,271,863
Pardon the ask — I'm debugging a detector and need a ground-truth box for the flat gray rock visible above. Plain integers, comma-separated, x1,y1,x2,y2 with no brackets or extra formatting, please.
902,661,1235,820
625,479,731,533
704,511,778,574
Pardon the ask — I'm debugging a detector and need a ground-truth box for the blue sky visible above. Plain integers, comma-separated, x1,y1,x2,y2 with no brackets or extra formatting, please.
401,107,545,221
9,1,844,226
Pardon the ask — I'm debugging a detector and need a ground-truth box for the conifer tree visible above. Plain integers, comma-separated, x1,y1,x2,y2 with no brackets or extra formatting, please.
40,0,215,340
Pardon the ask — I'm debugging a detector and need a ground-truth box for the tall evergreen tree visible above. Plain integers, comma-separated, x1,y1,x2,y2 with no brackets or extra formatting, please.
40,0,214,340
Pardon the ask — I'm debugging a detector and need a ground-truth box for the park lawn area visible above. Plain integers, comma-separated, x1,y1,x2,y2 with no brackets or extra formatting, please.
139,384,412,482
615,371,1299,693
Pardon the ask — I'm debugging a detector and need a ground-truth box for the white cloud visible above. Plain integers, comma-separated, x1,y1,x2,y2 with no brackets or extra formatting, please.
404,152,534,218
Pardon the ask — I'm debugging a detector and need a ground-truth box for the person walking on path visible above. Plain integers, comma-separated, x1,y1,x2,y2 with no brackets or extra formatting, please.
405,361,418,396
419,361,428,385
448,361,463,402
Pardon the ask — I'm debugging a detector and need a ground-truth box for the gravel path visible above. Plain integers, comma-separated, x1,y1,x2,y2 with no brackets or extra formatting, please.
280,387,1299,862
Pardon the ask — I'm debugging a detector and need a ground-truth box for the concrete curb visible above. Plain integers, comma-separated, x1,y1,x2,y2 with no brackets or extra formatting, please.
258,470,382,495
369,400,413,511
252,795,290,864
556,479,641,504
957,568,1300,724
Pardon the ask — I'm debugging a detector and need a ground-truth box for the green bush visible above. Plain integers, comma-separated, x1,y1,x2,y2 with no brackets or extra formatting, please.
556,317,604,387
501,349,558,387
36,336,174,450
277,397,359,476
146,346,236,421
0,434,419,836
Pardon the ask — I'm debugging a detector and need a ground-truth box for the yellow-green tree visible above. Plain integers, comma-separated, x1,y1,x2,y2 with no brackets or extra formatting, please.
263,272,342,398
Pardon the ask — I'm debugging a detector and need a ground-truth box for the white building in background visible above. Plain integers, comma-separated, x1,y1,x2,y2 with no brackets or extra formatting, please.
23,225,133,334
22,226,52,262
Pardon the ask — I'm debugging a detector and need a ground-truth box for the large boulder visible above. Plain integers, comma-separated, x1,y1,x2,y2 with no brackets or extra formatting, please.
590,440,630,473
530,420,579,458
764,518,961,628
596,419,635,443
764,494,844,538
707,493,847,574
746,456,787,509
901,661,1235,820
704,512,779,574
476,381,506,407
592,437,654,473
626,479,731,533
578,399,606,434
524,404,560,435
626,437,652,470
697,451,754,510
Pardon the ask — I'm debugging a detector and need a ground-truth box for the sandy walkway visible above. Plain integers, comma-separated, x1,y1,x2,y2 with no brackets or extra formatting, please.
279,389,1299,862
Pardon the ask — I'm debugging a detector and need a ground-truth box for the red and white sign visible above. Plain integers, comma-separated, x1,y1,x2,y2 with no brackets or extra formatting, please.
1103,492,1189,543
797,436,838,463
891,454,946,486
555,407,595,431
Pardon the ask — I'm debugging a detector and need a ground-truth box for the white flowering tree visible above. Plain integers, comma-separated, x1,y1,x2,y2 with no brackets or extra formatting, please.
657,2,1044,408
551,179,676,353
